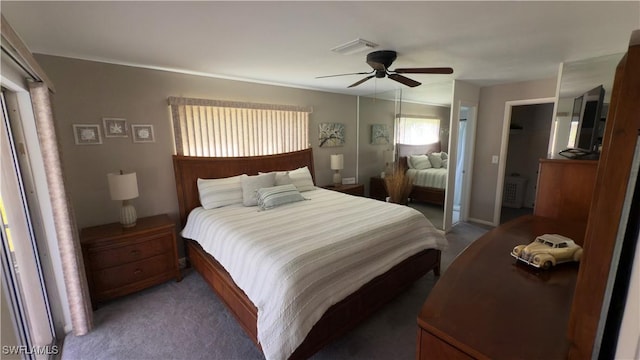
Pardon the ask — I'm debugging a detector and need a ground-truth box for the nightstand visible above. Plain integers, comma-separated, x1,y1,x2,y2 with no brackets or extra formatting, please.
369,176,388,201
322,183,364,196
80,214,181,308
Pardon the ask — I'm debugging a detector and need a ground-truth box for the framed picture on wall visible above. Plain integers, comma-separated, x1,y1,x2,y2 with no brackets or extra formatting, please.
72,124,102,145
103,117,128,137
131,124,155,143
318,122,345,147
371,124,390,145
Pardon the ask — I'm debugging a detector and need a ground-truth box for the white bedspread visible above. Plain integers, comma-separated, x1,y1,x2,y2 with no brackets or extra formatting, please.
181,188,447,360
407,168,448,189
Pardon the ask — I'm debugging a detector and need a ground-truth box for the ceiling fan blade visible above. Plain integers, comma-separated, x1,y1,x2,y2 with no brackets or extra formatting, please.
388,74,421,87
348,75,375,88
393,67,454,74
316,70,374,79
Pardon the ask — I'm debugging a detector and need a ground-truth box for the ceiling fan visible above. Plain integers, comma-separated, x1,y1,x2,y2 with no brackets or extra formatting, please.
318,50,453,88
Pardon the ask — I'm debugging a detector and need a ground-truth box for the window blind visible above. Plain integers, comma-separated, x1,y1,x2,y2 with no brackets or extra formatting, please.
168,97,311,157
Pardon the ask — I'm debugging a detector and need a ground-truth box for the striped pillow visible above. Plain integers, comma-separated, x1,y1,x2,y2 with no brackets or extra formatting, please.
197,174,246,209
256,184,306,210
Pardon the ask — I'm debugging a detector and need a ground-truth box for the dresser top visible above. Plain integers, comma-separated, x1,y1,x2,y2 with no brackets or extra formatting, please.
418,215,586,359
80,214,174,242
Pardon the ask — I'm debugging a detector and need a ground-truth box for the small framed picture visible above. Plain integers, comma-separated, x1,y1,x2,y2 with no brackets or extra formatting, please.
318,122,345,147
131,124,155,143
72,124,102,145
103,117,128,137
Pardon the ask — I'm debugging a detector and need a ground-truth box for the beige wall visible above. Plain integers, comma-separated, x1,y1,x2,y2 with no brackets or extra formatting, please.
35,55,357,235
469,78,557,223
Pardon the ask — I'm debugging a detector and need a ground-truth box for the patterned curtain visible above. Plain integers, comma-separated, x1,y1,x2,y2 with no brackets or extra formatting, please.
28,82,93,335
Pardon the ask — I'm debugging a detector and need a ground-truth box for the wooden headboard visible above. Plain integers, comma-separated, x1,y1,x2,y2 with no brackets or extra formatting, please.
396,142,441,158
396,142,442,170
172,148,315,226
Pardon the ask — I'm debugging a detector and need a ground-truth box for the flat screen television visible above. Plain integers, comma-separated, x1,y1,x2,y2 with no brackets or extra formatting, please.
573,85,606,153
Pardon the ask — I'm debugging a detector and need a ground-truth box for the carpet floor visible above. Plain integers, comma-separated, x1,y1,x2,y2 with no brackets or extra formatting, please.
61,222,490,360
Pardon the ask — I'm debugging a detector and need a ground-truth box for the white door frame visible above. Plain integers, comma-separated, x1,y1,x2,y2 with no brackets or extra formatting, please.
493,97,556,225
444,100,477,231
458,102,477,222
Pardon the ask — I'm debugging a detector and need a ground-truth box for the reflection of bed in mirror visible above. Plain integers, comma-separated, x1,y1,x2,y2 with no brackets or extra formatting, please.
397,142,446,206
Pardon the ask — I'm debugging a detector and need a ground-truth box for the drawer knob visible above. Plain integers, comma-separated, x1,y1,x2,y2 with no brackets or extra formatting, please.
134,269,143,275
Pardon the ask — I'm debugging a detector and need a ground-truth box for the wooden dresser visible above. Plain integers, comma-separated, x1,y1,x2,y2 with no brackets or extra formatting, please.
81,214,181,307
534,159,598,224
418,30,640,359
417,215,587,359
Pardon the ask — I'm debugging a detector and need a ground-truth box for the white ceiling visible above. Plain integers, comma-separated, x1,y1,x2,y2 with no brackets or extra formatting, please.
2,1,639,106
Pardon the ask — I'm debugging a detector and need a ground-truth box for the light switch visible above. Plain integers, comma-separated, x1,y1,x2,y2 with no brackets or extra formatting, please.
491,155,499,164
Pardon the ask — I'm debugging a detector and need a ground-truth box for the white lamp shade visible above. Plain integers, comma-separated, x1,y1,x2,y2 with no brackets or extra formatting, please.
330,154,344,170
108,172,139,201
383,150,395,163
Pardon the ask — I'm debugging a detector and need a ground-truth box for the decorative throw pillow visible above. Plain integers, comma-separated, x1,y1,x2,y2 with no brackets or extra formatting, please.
241,173,276,206
428,153,443,169
440,152,448,160
410,155,432,170
442,158,449,169
197,174,246,209
256,184,307,210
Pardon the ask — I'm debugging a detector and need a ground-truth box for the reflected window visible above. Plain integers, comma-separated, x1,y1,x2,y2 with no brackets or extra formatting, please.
396,116,440,145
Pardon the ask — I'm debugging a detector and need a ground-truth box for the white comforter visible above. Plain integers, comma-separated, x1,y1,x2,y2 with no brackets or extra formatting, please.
407,168,448,189
181,188,447,360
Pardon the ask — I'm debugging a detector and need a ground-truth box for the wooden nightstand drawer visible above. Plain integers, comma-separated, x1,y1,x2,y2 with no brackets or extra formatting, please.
87,232,173,270
80,214,181,307
92,252,176,292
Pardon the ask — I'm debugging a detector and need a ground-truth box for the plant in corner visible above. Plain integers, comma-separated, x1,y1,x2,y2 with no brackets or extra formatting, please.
384,166,413,205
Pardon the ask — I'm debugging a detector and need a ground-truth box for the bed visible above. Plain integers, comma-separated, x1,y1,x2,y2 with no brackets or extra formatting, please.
172,148,446,360
397,142,447,206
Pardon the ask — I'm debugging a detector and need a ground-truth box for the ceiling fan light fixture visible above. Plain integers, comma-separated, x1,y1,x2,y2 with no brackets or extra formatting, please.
331,38,378,55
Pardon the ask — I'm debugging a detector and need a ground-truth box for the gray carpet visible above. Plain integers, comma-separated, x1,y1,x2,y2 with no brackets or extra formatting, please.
62,222,490,360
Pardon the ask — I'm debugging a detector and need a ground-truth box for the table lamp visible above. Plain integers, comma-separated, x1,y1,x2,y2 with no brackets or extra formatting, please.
107,171,139,228
330,154,344,186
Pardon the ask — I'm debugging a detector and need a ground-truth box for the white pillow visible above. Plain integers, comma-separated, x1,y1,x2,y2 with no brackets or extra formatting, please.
409,155,432,170
428,153,443,169
197,174,246,209
261,167,315,192
273,172,293,186
442,158,448,169
288,166,315,192
241,173,276,206
440,152,448,160
256,184,307,210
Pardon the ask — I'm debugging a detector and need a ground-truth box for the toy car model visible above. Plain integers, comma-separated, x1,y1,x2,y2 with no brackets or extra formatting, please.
511,234,583,269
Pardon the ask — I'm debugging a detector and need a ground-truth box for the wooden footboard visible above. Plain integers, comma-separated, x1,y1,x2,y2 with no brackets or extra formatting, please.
410,186,445,207
186,239,441,359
